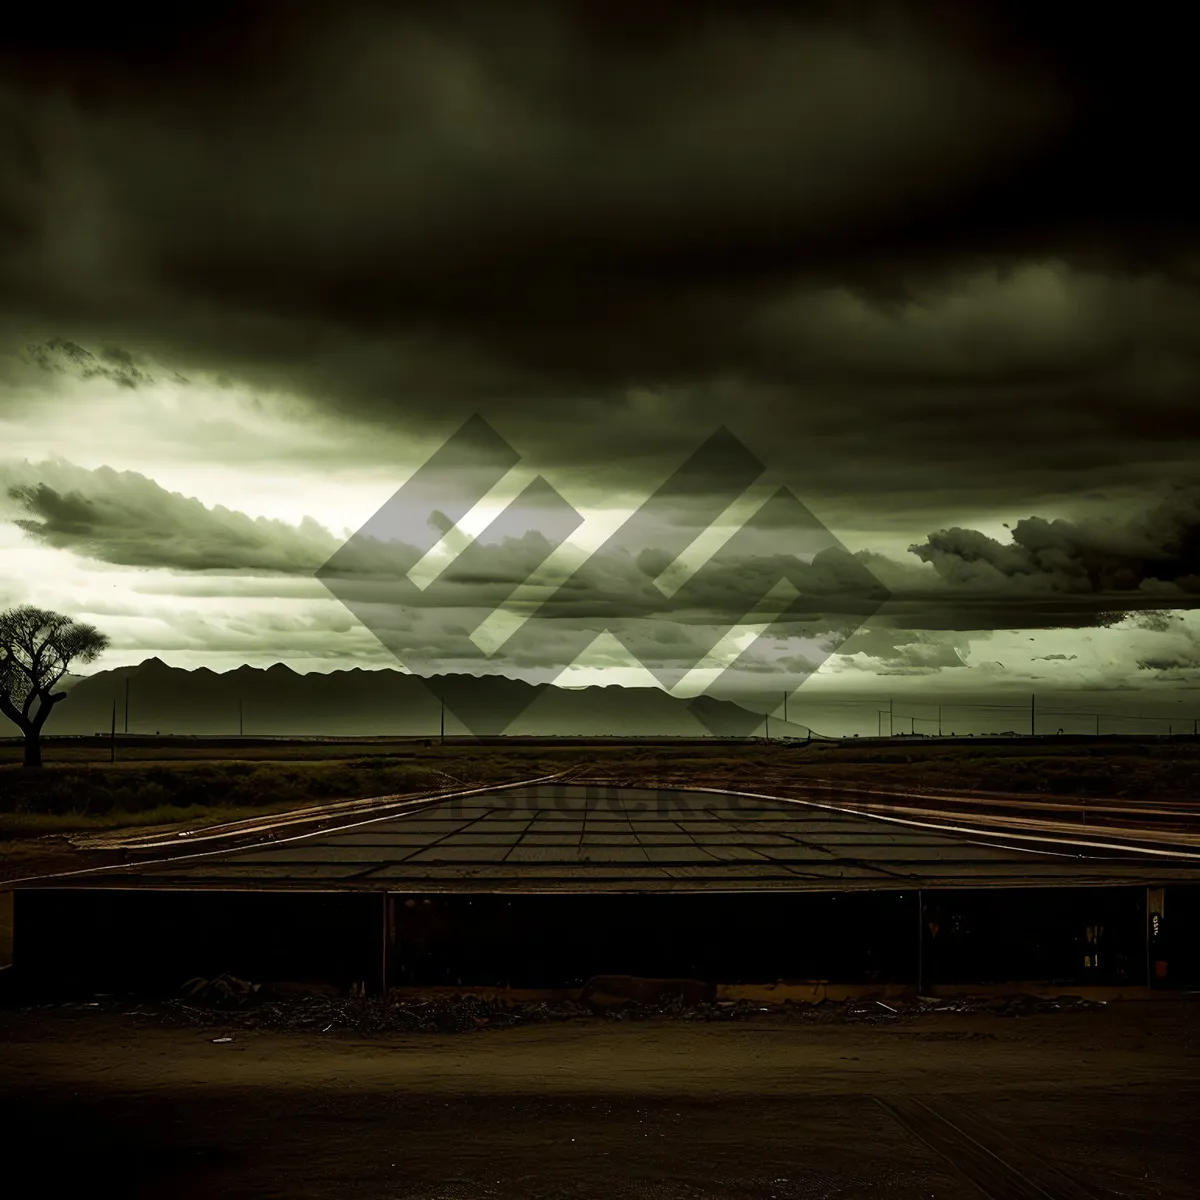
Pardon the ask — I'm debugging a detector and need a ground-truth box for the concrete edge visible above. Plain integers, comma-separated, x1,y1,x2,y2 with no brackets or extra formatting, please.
378,982,1191,1005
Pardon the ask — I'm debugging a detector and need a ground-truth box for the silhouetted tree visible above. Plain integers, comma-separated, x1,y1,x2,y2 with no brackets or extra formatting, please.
0,605,109,767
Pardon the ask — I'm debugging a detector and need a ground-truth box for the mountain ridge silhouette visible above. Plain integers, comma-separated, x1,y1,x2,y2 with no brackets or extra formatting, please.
41,659,813,738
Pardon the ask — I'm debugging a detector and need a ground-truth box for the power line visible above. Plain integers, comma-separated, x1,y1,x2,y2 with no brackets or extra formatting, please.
785,698,1200,722
780,694,1200,736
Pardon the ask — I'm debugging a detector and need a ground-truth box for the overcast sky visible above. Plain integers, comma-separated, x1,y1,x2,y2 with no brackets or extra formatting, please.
3,1,1200,729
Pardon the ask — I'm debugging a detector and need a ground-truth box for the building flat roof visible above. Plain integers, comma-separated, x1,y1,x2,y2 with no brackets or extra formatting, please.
28,785,1200,893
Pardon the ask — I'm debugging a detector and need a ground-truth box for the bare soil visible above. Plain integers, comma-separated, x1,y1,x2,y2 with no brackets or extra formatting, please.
0,835,123,886
4,998,1197,1198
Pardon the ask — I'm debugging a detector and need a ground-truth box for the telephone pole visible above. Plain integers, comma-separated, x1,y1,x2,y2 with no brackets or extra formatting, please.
109,698,117,764
937,705,942,737
889,696,894,737
1030,693,1036,738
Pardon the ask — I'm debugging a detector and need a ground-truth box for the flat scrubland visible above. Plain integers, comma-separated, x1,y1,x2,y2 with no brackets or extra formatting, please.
2,737,1200,841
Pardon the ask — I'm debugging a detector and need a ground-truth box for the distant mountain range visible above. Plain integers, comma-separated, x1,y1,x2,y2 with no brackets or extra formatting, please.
36,658,812,738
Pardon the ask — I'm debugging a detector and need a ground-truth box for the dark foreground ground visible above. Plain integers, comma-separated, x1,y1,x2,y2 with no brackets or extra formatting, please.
4,998,1198,1199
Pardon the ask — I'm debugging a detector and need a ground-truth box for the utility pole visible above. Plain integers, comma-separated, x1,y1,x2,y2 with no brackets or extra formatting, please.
783,691,788,726
1096,714,1101,736
1030,693,1036,738
109,698,117,764
124,677,129,734
877,710,883,738
765,712,771,740
440,699,445,745
889,696,894,737
937,705,943,737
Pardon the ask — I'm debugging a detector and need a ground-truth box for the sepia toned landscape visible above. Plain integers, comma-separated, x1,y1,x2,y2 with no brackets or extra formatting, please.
5,2,1200,1196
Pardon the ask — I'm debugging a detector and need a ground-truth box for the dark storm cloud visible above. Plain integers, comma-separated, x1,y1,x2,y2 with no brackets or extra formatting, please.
322,518,891,653
17,338,154,389
1137,657,1200,672
8,457,1200,636
6,1,1200,512
852,484,1200,630
872,594,1140,633
910,484,1200,597
1,460,339,572
840,546,1147,631
3,459,879,636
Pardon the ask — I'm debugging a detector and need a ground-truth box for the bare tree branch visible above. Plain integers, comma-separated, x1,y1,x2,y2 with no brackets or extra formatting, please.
0,605,110,767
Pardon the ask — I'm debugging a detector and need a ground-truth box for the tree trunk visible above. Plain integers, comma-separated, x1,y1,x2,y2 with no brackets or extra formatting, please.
23,728,42,768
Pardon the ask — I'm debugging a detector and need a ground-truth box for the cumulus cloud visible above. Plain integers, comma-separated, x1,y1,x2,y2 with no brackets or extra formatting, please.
2,459,339,572
9,457,1200,639
909,483,1200,596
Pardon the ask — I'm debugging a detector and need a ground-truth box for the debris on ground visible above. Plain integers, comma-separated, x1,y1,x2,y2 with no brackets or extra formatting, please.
8,986,1108,1036
180,975,260,1007
7,983,1110,1035
580,975,716,1011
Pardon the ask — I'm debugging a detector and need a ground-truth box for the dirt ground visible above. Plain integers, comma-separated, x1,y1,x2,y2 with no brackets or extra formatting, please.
3,999,1198,1199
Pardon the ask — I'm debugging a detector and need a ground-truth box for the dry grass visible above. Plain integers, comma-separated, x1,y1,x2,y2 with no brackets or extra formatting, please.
0,742,598,836
2,736,1200,838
